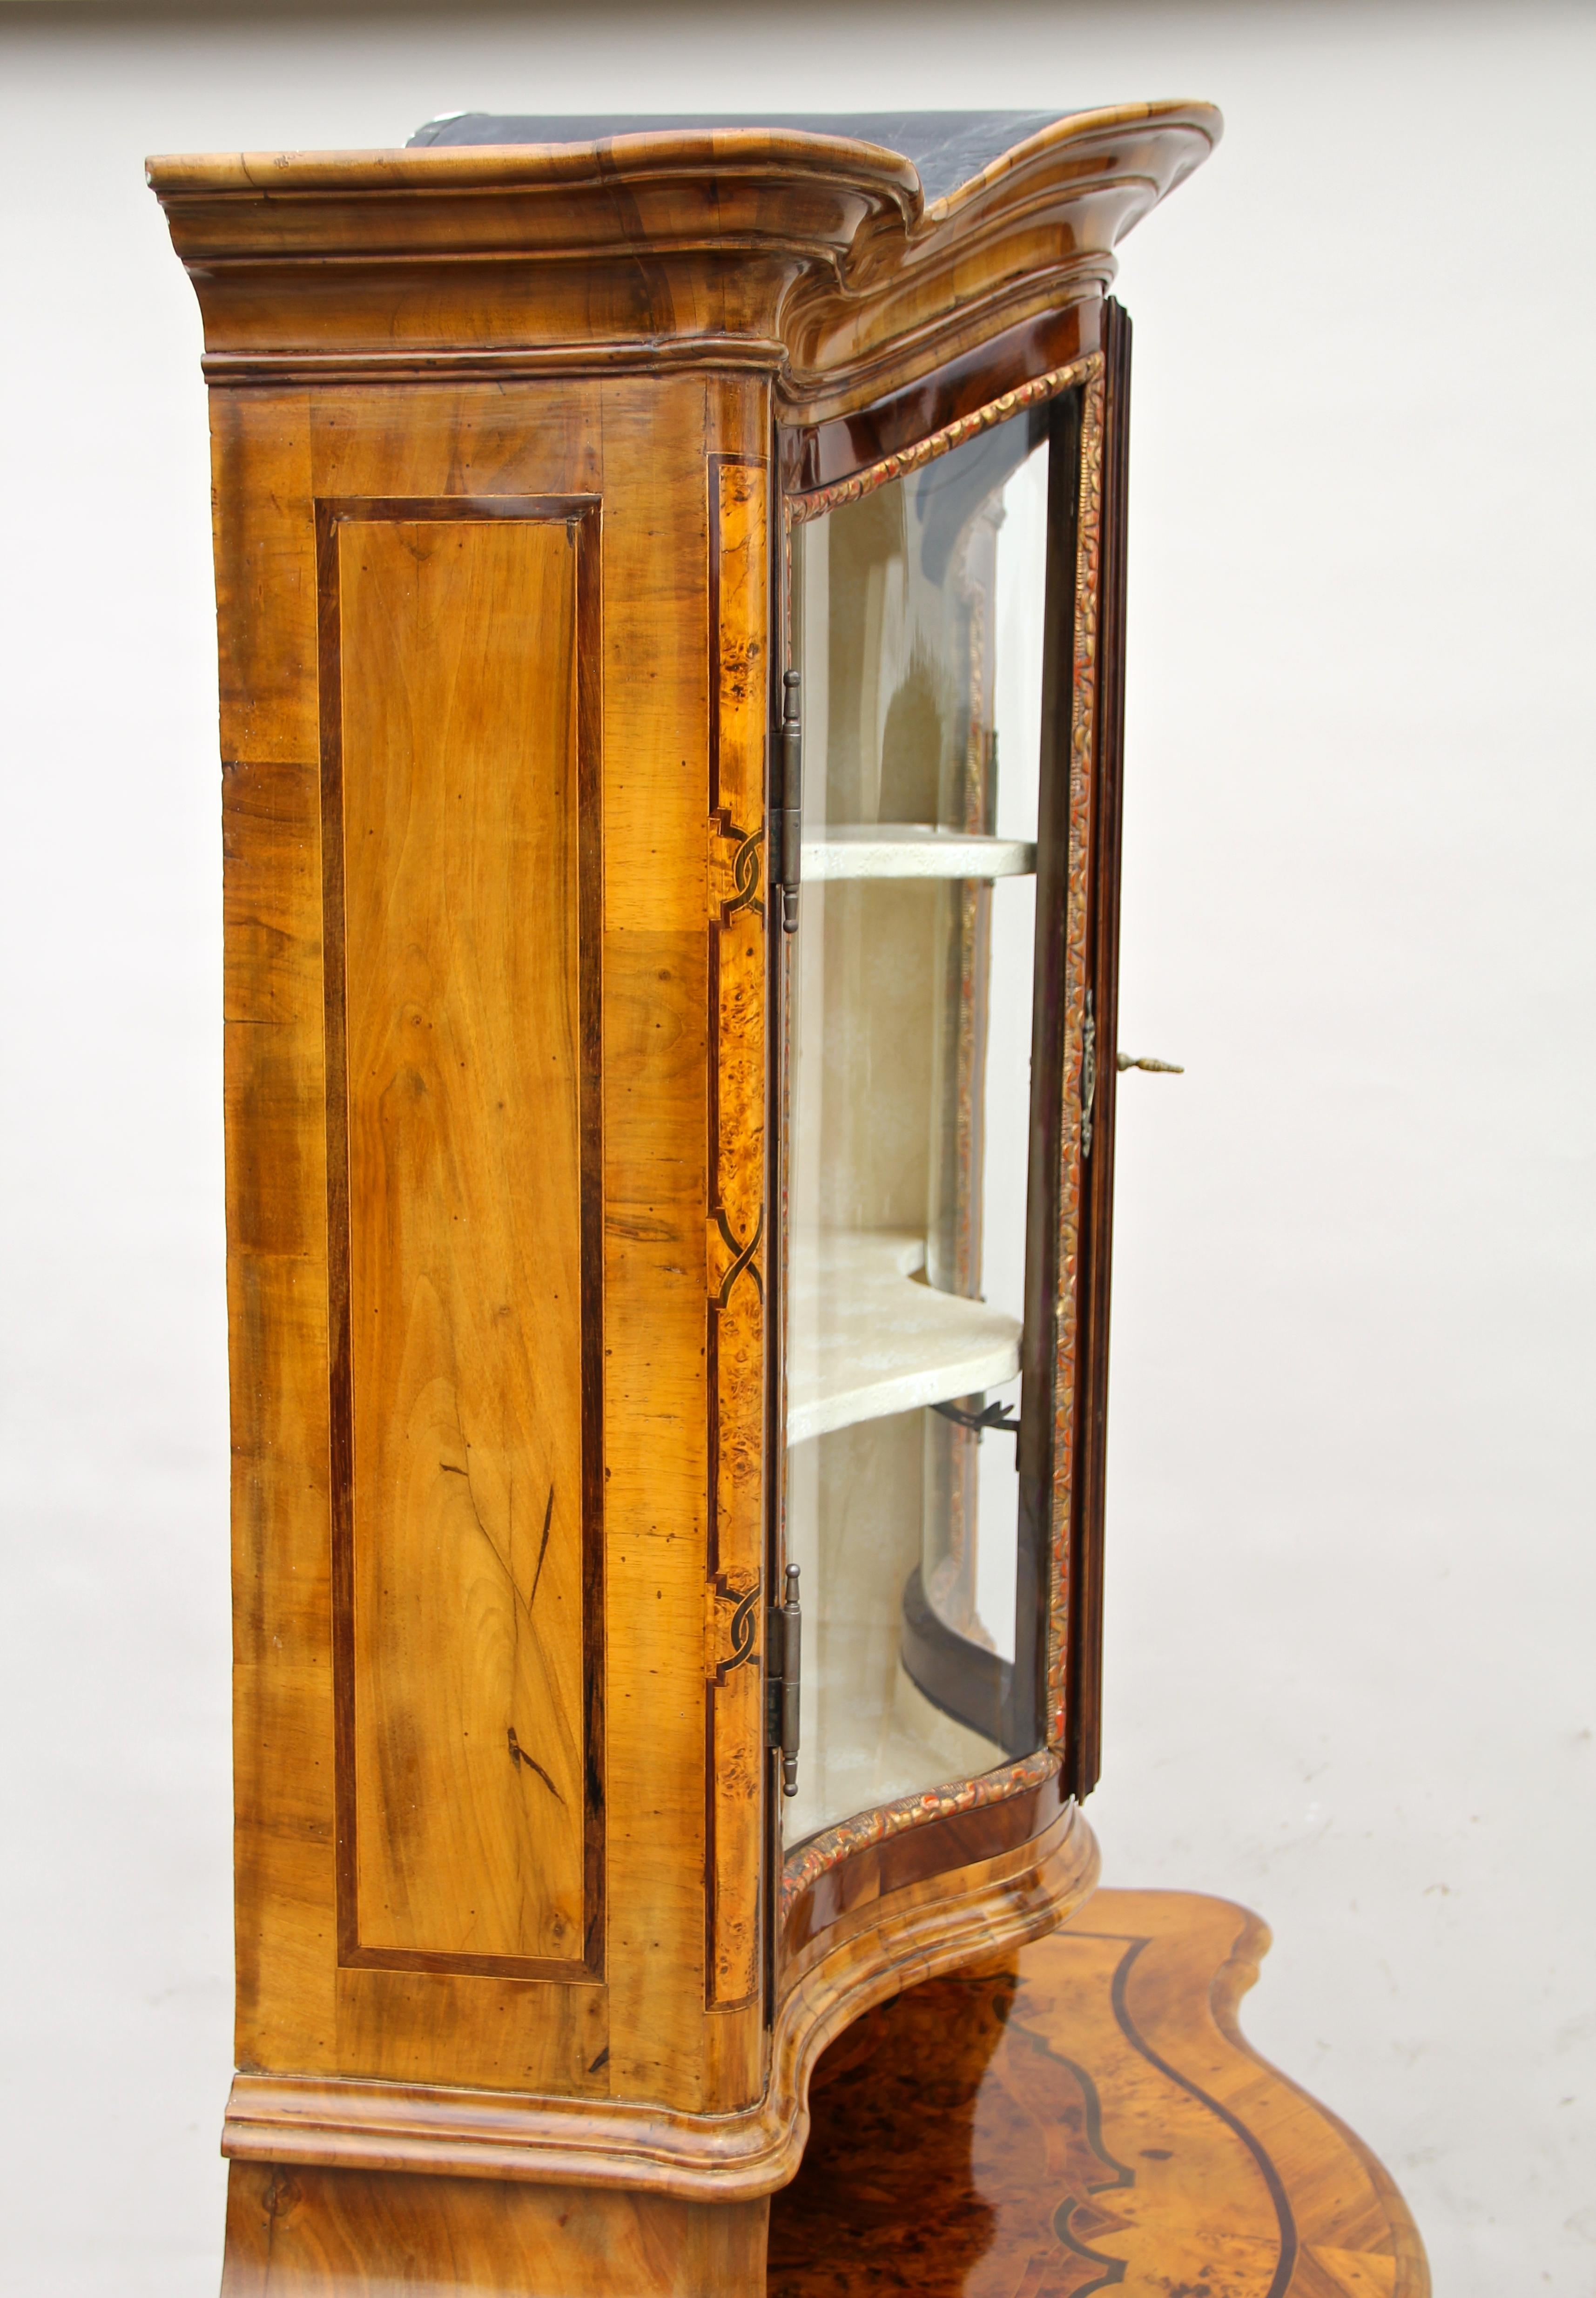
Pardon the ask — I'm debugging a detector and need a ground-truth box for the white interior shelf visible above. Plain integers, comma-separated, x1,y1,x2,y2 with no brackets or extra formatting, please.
786,1229,1021,1446
800,824,1037,881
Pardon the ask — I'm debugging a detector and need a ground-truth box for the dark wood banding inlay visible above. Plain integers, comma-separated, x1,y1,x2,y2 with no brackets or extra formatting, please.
319,493,605,1985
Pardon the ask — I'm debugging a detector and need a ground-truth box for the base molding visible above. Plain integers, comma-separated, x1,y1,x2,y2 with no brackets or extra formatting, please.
220,1878,1430,2298
222,1801,1099,2202
220,2164,768,2297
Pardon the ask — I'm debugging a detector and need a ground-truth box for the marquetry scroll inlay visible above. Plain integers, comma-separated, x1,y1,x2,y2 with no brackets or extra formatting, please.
705,454,770,2011
709,812,766,924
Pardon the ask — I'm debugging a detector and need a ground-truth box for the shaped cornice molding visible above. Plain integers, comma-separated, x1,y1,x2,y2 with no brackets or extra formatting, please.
147,101,1219,414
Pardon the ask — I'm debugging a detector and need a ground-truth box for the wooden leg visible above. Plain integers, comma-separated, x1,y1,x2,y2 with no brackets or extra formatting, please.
220,2163,769,2297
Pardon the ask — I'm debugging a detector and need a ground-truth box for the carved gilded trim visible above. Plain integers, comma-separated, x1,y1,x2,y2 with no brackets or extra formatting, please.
786,354,1097,526
781,1748,1059,1912
1050,360,1105,1742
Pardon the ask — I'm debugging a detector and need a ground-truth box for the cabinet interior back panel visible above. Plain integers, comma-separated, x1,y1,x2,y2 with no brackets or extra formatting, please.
333,512,591,1968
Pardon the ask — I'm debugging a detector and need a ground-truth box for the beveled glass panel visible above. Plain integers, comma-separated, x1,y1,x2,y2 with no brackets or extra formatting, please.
785,410,1052,1844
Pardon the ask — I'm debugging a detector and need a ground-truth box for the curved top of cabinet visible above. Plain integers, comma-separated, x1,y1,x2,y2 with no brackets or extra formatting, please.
145,101,1220,421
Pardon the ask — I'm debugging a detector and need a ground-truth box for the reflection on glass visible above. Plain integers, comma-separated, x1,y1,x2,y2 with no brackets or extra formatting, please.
786,409,1051,1845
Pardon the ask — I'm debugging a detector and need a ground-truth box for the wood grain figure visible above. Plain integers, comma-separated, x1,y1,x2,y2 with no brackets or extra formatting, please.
770,1889,1430,2298
139,106,1375,2298
327,501,601,1979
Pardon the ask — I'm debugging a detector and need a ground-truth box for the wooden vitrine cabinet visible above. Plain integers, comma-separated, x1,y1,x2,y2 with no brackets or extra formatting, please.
149,103,1220,2296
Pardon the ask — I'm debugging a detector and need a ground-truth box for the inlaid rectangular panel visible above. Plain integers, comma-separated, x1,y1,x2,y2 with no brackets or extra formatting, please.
319,497,604,1982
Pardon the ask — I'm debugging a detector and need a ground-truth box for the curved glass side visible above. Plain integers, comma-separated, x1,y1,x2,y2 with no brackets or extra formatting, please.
784,407,1053,1846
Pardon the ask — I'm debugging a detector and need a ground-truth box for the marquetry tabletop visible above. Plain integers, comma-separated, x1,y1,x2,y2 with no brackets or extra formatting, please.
769,1889,1428,2298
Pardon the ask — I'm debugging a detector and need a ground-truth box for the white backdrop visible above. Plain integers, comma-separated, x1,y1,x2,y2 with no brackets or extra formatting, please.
1,5,1591,2292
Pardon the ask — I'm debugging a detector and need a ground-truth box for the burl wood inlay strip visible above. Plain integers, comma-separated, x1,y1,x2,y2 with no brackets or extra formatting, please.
705,453,770,2012
319,494,605,1984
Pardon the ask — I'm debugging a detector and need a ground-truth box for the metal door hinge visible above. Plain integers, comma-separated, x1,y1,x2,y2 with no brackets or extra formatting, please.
765,1562,801,1796
777,671,802,934
933,1394,1022,1449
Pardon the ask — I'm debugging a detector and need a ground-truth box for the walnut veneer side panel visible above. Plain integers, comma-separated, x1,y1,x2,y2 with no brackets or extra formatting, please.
328,504,601,1978
218,388,337,2077
217,375,769,2121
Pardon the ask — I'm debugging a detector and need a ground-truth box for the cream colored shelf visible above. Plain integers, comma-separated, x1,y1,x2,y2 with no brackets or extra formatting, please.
786,1229,1022,1446
800,824,1036,881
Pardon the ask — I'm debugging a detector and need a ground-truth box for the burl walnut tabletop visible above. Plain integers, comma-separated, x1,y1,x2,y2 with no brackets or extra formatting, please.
768,1890,1428,2298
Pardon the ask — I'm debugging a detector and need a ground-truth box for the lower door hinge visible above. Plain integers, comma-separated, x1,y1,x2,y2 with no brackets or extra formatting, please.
766,1562,801,1797
777,671,802,934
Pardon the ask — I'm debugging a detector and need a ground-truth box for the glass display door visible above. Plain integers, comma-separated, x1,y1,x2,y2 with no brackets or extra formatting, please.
782,396,1081,1848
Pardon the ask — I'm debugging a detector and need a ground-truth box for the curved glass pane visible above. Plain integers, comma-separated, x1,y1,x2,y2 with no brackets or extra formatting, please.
785,408,1051,1845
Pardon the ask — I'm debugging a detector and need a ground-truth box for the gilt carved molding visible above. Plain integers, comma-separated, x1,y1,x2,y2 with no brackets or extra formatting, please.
787,352,1097,525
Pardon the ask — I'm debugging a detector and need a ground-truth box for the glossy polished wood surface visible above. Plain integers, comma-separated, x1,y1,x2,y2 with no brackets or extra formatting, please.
147,106,1219,424
769,1889,1429,2298
215,372,775,2156
203,351,1099,2203
220,2165,767,2296
335,506,597,1976
221,1801,1097,2200
153,105,1224,2256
